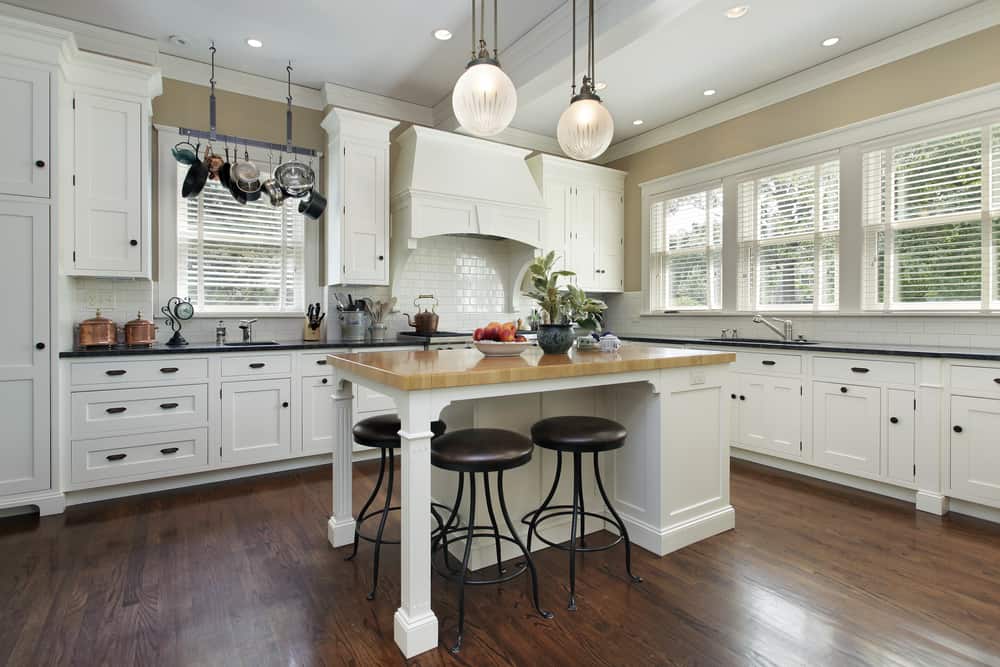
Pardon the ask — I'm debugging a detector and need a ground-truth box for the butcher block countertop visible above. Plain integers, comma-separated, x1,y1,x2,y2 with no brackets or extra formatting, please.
327,343,735,391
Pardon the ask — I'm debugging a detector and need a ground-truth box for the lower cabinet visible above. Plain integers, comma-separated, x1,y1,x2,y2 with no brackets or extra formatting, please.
734,373,802,458
813,381,880,476
71,428,208,486
885,388,916,484
221,378,291,466
302,375,336,455
950,395,1000,505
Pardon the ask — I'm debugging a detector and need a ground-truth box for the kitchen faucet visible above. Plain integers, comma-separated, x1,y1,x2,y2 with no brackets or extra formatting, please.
752,313,794,341
238,319,258,343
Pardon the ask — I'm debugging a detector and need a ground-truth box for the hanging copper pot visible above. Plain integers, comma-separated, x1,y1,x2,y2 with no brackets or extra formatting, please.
124,310,157,347
78,309,117,348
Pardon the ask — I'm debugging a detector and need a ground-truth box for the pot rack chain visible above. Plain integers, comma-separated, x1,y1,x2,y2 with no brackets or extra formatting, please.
285,62,294,154
470,0,499,61
209,41,217,141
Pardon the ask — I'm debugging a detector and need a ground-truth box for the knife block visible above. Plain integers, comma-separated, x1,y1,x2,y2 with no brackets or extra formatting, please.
303,318,322,341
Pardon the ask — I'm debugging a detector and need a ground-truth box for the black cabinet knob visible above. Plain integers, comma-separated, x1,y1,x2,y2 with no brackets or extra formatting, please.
36,342,45,350
322,378,328,384
129,239,138,246
890,417,899,424
282,401,289,408
739,395,746,401
731,393,737,399
840,386,848,393
954,425,963,433
35,160,45,168
378,255,384,261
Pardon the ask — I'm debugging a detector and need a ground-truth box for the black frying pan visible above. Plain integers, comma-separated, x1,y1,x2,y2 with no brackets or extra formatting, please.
181,146,209,199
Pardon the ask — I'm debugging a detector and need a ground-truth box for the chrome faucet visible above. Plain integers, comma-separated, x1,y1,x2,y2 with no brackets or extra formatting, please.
752,313,794,341
238,319,258,343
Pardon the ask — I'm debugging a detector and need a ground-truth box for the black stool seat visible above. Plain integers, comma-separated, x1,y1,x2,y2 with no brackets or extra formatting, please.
531,416,627,452
431,428,533,472
352,414,446,448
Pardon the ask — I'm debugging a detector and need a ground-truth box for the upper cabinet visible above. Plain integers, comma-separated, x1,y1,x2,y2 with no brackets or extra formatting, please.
323,107,398,286
526,154,626,293
0,63,49,198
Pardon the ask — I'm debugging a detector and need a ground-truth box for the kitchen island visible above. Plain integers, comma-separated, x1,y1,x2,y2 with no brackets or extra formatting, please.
326,343,735,658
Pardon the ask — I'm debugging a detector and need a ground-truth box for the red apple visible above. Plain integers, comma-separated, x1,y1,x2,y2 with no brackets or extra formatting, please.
473,327,485,341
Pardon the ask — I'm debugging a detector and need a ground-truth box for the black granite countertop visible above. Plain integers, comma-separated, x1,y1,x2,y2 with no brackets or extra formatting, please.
59,338,420,358
621,335,1000,362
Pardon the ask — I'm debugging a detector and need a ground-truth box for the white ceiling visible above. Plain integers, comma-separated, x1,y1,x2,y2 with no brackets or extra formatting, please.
4,0,989,147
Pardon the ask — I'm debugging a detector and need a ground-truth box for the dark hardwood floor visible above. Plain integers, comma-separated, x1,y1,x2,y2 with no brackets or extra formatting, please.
3,459,1000,666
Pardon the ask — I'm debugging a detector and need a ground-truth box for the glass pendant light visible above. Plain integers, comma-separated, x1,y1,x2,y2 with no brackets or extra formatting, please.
452,0,517,137
557,0,614,161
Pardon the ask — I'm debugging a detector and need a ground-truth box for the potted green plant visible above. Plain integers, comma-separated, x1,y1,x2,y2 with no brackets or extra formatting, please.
525,251,607,354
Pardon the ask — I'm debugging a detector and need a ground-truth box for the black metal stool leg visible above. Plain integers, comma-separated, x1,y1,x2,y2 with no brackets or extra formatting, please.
452,473,477,654
482,473,507,576
367,448,395,600
594,451,642,583
526,450,562,553
498,471,553,621
579,464,587,548
567,452,583,611
346,447,387,562
437,472,465,574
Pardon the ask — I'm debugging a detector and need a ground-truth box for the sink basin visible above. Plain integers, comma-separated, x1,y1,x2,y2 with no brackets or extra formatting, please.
704,337,820,345
223,341,280,346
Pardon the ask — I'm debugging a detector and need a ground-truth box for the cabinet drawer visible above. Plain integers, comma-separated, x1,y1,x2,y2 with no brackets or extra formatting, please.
355,382,396,414
71,384,208,438
813,356,914,385
220,353,292,377
950,365,1000,396
732,351,801,375
71,428,208,486
301,351,344,375
71,357,209,386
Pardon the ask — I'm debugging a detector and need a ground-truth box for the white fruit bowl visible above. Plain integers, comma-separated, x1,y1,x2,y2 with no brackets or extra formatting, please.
474,340,532,357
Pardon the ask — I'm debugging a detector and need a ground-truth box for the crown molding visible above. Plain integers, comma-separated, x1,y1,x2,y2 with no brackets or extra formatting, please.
321,82,432,125
601,0,1000,164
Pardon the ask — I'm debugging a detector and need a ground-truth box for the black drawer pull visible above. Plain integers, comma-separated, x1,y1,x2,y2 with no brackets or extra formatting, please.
851,367,870,374
160,367,179,374
160,447,179,455
954,425,963,433
160,402,179,410
249,362,266,369
105,406,127,414
106,453,127,461
840,386,848,393
994,378,1000,384
890,417,899,424
105,369,126,376
316,359,327,365
761,360,776,366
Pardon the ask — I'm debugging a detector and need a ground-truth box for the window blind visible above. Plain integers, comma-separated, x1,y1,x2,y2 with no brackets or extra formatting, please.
862,126,997,310
176,165,305,313
649,186,722,310
737,160,839,311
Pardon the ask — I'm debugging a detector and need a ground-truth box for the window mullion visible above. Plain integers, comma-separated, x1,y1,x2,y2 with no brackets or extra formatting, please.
885,148,895,312
812,164,821,312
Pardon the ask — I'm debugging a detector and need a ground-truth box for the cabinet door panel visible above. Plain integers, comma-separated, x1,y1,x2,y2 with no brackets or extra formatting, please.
886,389,915,484
302,377,335,455
596,187,624,291
570,184,596,289
222,379,291,465
813,382,880,476
343,142,387,284
543,181,571,271
73,94,142,274
950,396,1000,506
736,374,801,458
737,374,769,450
0,64,48,198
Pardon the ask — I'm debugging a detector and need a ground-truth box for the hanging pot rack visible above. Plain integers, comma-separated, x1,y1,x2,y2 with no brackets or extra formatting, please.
176,128,320,158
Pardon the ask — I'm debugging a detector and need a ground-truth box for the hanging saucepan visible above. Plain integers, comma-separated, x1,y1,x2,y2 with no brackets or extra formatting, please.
221,148,248,205
234,146,261,198
274,156,314,198
181,144,210,199
262,178,286,207
298,189,327,220
218,147,233,190
171,140,199,165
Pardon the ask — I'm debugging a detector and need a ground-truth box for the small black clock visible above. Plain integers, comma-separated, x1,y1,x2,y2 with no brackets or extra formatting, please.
162,296,195,346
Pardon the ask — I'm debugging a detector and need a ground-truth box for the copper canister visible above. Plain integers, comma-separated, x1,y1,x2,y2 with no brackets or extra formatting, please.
78,309,117,348
124,310,156,347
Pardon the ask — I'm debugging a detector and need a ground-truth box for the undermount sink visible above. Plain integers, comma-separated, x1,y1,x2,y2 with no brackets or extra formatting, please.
704,337,820,345
223,340,280,346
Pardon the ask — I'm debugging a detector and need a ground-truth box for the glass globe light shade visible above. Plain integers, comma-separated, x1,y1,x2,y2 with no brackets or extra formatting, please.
556,97,615,161
452,61,517,137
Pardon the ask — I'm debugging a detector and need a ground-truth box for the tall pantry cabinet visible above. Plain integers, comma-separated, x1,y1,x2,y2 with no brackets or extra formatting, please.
0,15,160,516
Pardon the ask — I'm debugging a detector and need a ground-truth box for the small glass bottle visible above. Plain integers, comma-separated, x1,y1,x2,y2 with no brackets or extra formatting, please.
215,320,227,344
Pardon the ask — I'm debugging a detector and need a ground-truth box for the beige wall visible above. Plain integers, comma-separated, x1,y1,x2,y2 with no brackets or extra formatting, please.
608,25,1000,291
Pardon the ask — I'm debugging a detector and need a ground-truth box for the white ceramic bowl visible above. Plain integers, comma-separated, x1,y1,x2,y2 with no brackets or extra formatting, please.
474,340,532,357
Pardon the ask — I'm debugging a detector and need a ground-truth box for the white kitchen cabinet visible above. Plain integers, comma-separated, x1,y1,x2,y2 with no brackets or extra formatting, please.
541,181,572,272
70,93,144,275
950,395,1000,506
570,183,597,288
595,187,625,292
813,381,881,476
323,107,398,286
0,63,49,198
885,388,916,484
734,373,802,458
302,375,335,455
221,378,292,466
0,200,49,497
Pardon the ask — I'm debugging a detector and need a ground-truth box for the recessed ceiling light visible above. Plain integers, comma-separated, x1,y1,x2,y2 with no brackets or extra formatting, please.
725,5,750,19
822,36,840,47
595,81,607,91
246,38,263,48
167,34,188,47
632,119,644,126
433,29,453,41
703,89,717,96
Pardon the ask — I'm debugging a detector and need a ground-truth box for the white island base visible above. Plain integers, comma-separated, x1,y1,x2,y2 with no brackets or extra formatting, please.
326,345,735,658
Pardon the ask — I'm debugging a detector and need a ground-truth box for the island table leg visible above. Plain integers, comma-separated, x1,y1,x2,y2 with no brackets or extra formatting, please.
328,380,356,548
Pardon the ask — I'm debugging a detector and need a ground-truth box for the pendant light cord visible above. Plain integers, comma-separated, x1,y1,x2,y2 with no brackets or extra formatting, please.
589,0,595,83
493,0,498,60
571,0,576,96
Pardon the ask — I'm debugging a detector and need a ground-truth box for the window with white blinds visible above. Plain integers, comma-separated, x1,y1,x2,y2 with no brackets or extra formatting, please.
737,160,840,311
176,165,305,313
862,125,1000,310
649,186,722,310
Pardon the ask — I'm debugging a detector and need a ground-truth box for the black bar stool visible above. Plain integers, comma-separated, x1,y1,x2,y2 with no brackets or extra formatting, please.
523,416,641,611
430,428,553,653
346,414,446,600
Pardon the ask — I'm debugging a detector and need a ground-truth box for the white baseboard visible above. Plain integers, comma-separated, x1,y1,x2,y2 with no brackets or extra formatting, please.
0,490,66,518
622,505,735,556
